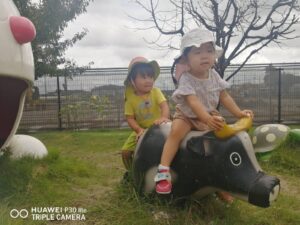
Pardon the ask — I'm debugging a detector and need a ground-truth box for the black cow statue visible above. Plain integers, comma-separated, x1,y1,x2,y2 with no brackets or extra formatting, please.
133,122,280,208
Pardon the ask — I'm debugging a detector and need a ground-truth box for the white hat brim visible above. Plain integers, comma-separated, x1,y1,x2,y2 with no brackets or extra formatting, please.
174,44,223,61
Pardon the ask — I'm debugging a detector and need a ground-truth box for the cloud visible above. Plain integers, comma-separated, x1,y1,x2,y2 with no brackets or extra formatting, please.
63,0,176,67
66,39,176,68
78,26,148,48
63,0,300,68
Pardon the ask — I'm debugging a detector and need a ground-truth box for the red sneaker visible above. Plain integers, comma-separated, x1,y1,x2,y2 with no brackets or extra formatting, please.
154,169,172,194
156,179,172,194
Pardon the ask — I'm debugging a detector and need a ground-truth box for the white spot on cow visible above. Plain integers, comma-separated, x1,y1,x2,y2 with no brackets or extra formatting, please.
266,133,276,142
160,122,172,138
144,167,158,193
269,184,280,203
260,126,269,133
252,136,257,144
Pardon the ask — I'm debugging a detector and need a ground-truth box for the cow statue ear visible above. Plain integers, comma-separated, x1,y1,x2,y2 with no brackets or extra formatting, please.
186,137,206,157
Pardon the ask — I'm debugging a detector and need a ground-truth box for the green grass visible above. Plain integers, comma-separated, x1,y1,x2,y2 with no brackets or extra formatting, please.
0,128,299,225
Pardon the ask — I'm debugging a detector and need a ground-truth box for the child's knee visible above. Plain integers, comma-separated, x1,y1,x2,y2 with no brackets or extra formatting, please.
169,125,190,139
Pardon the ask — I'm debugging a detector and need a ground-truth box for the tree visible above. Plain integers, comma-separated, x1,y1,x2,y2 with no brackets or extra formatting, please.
132,0,299,79
13,0,94,78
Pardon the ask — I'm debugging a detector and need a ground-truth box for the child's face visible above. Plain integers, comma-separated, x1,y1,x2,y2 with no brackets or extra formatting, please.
186,42,216,74
132,73,154,95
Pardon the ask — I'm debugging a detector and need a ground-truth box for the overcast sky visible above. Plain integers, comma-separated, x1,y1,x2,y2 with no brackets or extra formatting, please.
63,0,300,68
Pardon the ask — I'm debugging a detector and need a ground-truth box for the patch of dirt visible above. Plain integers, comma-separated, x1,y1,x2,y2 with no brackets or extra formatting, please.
276,174,300,197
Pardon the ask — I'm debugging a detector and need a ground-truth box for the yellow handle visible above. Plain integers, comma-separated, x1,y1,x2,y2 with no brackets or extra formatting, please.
214,117,252,139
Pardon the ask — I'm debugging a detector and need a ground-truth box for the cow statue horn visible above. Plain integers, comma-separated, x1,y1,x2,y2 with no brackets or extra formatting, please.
214,117,253,139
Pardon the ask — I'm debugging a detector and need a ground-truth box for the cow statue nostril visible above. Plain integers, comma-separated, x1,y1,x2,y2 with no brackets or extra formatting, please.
9,16,36,44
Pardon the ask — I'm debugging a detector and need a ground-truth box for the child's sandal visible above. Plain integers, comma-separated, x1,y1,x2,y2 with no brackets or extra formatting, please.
154,169,172,194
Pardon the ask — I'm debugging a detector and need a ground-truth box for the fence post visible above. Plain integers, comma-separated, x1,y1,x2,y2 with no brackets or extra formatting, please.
117,91,121,128
268,67,273,122
56,73,62,130
277,68,282,123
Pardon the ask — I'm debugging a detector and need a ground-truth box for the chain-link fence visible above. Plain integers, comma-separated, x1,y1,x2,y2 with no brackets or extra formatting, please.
19,63,300,131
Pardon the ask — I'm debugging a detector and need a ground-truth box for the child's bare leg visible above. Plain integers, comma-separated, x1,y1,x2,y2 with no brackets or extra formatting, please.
155,119,191,194
122,150,133,170
160,119,191,166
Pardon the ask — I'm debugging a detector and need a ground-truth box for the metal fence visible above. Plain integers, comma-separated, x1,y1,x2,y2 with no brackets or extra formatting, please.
19,63,300,131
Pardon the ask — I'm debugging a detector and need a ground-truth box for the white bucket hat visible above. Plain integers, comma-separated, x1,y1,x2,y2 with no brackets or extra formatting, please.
173,28,223,82
177,28,223,59
124,56,160,86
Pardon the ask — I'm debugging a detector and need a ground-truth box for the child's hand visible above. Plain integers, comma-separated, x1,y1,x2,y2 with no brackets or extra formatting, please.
153,117,170,125
206,115,225,131
240,110,254,119
135,128,145,142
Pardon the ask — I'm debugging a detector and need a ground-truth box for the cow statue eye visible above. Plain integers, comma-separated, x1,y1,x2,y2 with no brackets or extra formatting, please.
230,152,242,166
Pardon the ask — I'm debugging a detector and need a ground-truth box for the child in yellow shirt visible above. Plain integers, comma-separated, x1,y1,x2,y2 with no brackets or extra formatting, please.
122,56,170,170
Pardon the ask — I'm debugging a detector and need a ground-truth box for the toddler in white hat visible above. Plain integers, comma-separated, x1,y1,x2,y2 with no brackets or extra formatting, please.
155,28,253,201
172,28,223,84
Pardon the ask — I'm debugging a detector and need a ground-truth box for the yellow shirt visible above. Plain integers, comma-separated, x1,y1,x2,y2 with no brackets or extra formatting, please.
124,87,167,128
